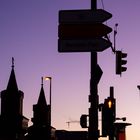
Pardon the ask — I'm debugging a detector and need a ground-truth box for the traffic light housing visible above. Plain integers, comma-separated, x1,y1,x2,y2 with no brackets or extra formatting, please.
102,88,116,137
80,114,88,128
116,50,127,75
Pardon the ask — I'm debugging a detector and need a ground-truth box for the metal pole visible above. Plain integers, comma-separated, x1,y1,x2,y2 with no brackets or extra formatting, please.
88,52,99,140
49,78,52,140
109,86,114,140
45,76,52,140
88,1,99,140
50,77,52,127
91,0,97,10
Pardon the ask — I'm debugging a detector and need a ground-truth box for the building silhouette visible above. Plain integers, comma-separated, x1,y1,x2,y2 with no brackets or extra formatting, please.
0,59,88,140
56,130,88,140
26,78,51,140
0,58,29,140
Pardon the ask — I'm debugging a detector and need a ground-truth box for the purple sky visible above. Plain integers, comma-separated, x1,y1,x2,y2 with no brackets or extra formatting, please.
0,0,140,140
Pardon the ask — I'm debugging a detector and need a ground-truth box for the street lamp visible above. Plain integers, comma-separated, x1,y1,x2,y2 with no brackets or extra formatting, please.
45,76,52,127
45,77,52,140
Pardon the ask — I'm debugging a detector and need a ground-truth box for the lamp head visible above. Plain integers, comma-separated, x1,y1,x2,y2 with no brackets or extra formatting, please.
45,77,52,80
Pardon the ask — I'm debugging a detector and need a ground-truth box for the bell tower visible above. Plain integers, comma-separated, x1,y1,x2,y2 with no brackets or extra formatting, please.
27,77,50,140
0,58,29,140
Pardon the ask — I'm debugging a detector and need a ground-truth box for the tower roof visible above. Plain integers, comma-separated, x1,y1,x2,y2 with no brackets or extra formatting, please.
37,77,47,106
6,57,18,91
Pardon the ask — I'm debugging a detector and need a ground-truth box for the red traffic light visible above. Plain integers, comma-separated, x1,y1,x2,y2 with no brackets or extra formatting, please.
102,89,116,137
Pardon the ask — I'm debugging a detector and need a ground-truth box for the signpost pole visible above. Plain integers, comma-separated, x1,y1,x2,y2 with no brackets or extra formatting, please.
88,0,99,140
58,1,113,140
91,0,97,10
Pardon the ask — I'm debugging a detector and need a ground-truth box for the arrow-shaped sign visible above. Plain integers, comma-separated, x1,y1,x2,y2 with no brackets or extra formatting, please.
59,23,112,39
92,64,103,85
58,38,112,52
59,9,112,23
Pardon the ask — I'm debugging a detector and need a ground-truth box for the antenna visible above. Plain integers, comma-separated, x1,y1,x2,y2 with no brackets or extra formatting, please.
113,23,118,53
12,57,14,68
41,77,43,86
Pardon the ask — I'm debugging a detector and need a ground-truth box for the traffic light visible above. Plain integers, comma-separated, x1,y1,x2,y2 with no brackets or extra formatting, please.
116,50,127,75
80,114,88,128
102,88,116,137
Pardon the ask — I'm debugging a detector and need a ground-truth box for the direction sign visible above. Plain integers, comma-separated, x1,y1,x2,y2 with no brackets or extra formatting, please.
59,9,112,23
58,38,112,52
58,23,112,39
58,8,113,52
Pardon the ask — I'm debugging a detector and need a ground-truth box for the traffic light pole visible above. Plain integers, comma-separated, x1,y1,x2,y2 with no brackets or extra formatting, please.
88,1,99,140
109,87,115,140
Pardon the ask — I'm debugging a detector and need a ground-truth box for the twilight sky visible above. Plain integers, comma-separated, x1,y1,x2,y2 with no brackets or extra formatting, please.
0,0,140,140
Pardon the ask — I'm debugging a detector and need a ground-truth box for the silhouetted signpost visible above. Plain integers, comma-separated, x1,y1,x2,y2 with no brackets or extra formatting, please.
59,9,112,23
58,8,112,52
58,38,112,52
59,23,112,38
58,0,112,140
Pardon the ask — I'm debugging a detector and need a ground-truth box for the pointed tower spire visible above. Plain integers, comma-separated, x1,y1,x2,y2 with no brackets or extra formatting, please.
37,77,47,106
31,77,49,127
0,58,28,140
7,57,18,91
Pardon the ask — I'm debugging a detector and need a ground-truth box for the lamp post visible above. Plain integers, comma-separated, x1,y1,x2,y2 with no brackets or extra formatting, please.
45,76,52,139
